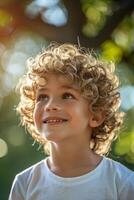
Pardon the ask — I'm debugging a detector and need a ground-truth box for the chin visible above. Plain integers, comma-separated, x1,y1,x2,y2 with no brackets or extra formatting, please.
41,131,65,143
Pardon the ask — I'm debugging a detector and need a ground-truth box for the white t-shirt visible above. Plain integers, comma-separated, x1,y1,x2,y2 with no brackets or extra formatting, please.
9,156,134,200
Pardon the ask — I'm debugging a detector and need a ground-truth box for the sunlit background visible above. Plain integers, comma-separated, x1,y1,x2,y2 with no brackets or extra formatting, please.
0,0,134,199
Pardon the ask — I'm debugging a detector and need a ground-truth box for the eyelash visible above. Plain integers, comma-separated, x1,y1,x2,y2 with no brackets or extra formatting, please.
36,92,75,102
63,92,75,99
36,94,48,102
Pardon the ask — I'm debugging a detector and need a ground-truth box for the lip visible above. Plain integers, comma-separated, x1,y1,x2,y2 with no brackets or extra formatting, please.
43,117,68,124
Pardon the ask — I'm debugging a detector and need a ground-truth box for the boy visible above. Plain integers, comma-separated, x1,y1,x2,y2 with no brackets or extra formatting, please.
9,42,134,200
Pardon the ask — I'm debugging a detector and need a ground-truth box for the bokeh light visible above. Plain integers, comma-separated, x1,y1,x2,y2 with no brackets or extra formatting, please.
120,86,134,111
101,41,123,62
41,5,67,26
0,42,6,57
0,10,13,28
7,126,26,146
0,138,8,158
0,32,47,98
25,0,67,26
114,31,130,51
35,0,59,8
114,130,134,164
0,9,14,35
82,0,110,37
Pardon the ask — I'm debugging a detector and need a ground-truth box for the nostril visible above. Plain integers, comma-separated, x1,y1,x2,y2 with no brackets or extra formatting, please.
46,107,58,111
45,104,61,112
53,107,58,110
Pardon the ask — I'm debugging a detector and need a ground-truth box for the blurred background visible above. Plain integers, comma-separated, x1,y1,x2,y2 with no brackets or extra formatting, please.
0,0,134,199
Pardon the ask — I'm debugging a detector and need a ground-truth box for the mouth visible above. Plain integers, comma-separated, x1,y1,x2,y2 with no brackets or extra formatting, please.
43,118,68,124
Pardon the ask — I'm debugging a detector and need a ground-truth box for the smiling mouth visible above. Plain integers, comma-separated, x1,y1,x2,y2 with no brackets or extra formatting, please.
43,119,68,124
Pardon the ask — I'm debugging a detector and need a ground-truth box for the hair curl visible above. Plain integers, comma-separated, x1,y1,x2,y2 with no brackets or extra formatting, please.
16,42,124,155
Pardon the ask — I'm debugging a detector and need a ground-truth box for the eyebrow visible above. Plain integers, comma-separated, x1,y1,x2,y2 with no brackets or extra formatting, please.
37,85,80,93
61,85,79,90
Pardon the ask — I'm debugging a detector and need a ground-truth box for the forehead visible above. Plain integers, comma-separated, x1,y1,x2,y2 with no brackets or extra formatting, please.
43,72,79,90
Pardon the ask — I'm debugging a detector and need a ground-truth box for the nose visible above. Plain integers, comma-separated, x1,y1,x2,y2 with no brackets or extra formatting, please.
45,98,61,112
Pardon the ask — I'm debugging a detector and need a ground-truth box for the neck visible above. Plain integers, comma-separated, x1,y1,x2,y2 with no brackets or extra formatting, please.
47,141,102,177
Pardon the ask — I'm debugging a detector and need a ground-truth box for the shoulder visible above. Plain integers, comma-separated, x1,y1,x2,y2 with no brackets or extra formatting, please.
103,156,134,179
9,159,47,196
9,158,48,200
103,156,134,197
103,156,133,176
15,159,46,184
98,156,134,182
15,158,47,183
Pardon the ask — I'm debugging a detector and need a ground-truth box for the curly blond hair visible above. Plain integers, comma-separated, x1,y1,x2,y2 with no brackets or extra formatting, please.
16,42,124,155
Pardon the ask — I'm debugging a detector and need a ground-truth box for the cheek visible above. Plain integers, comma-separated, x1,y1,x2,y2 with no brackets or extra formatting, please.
33,105,42,128
68,103,87,119
74,104,90,123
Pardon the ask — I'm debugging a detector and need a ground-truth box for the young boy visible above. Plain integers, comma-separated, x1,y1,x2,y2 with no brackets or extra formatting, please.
9,42,134,200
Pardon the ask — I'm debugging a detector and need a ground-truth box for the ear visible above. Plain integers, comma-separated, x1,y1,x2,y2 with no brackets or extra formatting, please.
89,110,105,128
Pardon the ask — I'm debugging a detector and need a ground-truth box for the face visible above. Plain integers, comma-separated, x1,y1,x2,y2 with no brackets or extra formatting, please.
33,73,94,144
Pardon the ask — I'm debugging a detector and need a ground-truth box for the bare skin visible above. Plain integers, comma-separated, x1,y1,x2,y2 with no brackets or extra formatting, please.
47,140,103,177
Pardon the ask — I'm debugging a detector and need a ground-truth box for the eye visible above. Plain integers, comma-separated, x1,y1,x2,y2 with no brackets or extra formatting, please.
62,92,75,99
36,94,49,102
